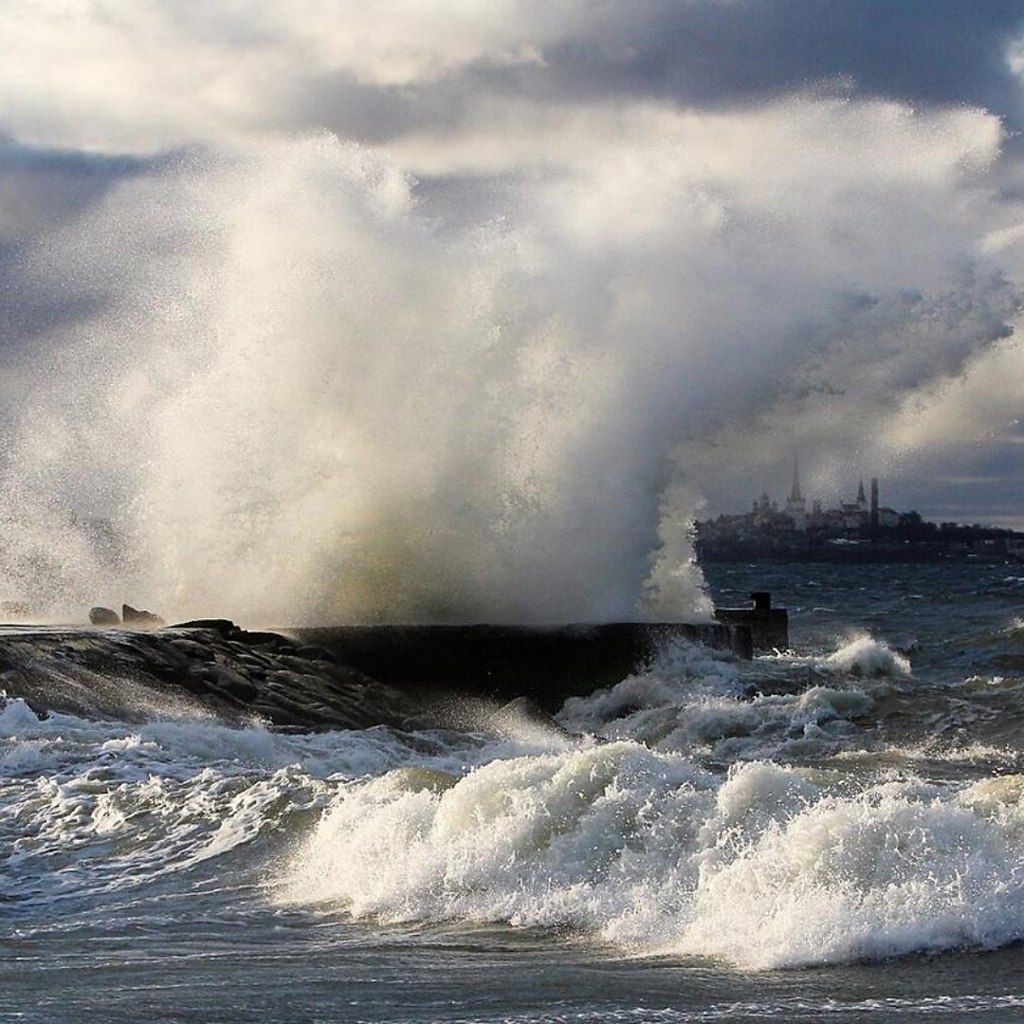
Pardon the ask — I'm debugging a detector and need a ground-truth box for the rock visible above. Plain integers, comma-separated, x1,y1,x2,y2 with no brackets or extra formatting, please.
205,664,259,703
235,630,294,649
294,645,338,664
168,619,241,636
166,637,217,662
122,604,165,628
89,606,121,626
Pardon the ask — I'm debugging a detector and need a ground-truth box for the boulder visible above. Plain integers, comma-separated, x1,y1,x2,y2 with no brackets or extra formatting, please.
89,606,121,626
122,604,165,628
168,618,241,636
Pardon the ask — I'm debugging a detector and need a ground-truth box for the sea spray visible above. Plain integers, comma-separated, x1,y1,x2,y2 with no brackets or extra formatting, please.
0,137,712,625
0,98,1018,624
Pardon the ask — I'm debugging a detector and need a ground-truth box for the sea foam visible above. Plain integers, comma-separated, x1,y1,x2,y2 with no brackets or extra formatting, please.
556,639,875,762
279,743,1024,969
824,634,912,677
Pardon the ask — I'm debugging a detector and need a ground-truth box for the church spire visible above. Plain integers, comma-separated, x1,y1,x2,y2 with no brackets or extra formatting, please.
785,456,807,529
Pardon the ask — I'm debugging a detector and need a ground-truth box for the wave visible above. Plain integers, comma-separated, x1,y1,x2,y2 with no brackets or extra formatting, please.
554,637,882,763
822,634,912,677
276,742,1024,969
9,612,1024,971
0,683,595,910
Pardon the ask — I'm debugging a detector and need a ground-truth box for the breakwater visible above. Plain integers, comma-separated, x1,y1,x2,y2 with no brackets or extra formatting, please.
0,621,412,731
713,592,790,652
293,621,745,712
0,617,754,729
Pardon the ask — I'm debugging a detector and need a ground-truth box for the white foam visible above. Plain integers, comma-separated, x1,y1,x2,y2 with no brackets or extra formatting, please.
277,745,1024,969
557,640,741,732
0,694,50,736
823,634,912,677
557,649,874,761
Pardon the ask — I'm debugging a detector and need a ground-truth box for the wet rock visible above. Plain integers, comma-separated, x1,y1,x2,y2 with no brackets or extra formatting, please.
279,653,334,674
166,637,217,662
231,651,275,674
123,605,166,628
247,702,311,730
168,618,241,637
236,630,295,649
89,606,120,626
205,664,259,703
294,645,338,664
0,623,419,732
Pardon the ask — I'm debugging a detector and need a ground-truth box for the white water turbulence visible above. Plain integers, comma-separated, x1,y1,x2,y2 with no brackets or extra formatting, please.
279,739,1024,971
0,691,499,909
0,137,711,625
0,98,1021,624
271,624,1024,972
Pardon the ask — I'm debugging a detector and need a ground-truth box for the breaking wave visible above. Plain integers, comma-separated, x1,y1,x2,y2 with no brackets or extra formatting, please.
279,743,1024,970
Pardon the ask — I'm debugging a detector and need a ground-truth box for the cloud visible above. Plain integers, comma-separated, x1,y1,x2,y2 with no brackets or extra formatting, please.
613,1,1024,115
4,1,1023,154
0,0,595,151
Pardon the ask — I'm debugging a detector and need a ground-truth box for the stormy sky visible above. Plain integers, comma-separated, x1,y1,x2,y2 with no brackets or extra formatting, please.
3,1,1024,619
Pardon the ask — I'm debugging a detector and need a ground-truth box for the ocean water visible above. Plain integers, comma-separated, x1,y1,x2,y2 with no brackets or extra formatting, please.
5,563,1024,1022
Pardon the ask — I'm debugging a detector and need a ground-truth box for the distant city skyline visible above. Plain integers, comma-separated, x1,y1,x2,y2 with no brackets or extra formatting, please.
701,461,1024,532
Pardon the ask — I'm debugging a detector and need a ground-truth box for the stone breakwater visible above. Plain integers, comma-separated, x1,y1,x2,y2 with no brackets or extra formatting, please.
0,619,751,731
0,621,415,731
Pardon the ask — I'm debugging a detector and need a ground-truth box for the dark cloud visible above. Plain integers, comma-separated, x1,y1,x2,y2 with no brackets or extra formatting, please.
281,2,1024,156
282,73,470,144
876,439,1024,528
538,1,1024,122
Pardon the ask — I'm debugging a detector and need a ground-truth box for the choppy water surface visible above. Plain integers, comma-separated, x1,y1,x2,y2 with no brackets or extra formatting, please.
5,563,1024,1022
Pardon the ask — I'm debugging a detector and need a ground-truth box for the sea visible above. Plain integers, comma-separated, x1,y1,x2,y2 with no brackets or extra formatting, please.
5,562,1024,1023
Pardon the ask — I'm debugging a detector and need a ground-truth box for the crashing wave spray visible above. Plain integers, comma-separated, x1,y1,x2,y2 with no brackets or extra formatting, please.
0,96,1018,624
0,137,711,623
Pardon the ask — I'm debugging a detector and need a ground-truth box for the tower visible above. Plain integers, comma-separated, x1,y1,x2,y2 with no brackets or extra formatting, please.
789,458,803,506
785,457,807,530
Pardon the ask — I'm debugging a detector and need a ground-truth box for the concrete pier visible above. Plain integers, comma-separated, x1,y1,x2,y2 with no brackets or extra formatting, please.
714,592,789,652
